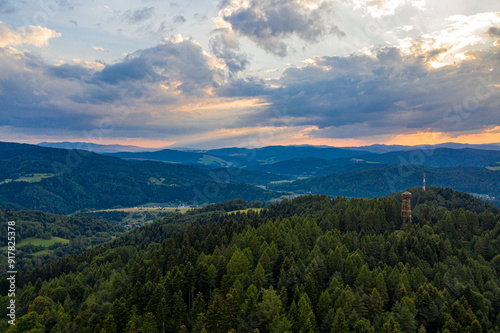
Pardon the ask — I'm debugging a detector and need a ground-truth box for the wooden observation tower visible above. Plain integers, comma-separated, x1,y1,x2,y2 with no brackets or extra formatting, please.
401,191,412,221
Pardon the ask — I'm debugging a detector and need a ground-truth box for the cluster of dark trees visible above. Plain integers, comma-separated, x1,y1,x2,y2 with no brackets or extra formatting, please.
0,188,499,332
0,209,124,271
393,187,500,215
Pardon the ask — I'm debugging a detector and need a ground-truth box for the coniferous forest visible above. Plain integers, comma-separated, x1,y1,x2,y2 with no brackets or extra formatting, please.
0,209,124,272
2,0,500,331
1,188,500,332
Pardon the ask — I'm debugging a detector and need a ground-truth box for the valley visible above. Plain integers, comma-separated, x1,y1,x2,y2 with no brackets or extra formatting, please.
2,2,499,331
1,142,500,332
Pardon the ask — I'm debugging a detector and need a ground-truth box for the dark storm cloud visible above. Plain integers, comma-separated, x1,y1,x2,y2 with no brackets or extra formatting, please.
86,40,217,99
61,39,219,104
134,39,220,94
66,38,217,102
69,85,125,104
217,0,344,57
2,32,499,142
217,77,268,97
48,64,92,80
0,48,99,131
220,46,499,137
0,38,220,136
92,57,163,84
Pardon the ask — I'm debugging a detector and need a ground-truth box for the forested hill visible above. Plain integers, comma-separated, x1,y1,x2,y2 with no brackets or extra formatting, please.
391,187,500,215
0,142,281,213
0,209,123,243
105,145,372,168
0,209,124,271
2,192,499,332
271,165,500,202
344,148,500,167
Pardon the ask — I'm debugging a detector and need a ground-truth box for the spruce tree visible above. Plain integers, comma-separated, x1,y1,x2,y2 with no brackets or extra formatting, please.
331,308,349,333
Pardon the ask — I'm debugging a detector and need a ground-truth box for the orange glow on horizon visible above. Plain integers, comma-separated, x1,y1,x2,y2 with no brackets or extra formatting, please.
176,98,269,113
96,138,177,148
265,137,374,147
385,127,500,146
13,127,500,149
249,127,500,148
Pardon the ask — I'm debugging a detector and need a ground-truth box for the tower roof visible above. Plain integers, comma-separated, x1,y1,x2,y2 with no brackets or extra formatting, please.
402,191,412,197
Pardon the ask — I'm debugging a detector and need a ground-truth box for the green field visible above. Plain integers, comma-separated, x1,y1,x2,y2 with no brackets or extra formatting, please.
18,236,70,247
32,249,52,257
1,237,70,258
17,173,55,182
269,179,295,185
486,166,500,171
198,154,233,167
94,206,190,213
82,206,191,226
0,173,55,184
149,177,166,185
228,208,263,214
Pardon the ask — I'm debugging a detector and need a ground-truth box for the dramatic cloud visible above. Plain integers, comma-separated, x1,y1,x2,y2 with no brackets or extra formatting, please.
90,36,220,95
0,48,98,131
2,28,499,146
210,32,250,74
0,36,225,141
399,12,500,68
219,44,499,139
1,1,500,148
0,21,61,47
215,0,343,57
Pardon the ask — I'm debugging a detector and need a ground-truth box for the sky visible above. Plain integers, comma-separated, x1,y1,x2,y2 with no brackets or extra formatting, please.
0,0,499,149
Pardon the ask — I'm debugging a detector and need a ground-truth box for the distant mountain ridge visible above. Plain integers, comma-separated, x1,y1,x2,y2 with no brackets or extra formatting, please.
342,148,500,167
105,145,374,168
345,142,500,153
243,148,500,176
205,145,373,162
0,142,285,213
38,141,164,153
39,141,500,155
271,165,500,204
3,141,500,213
103,145,500,176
